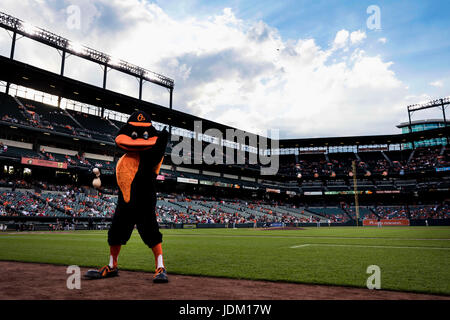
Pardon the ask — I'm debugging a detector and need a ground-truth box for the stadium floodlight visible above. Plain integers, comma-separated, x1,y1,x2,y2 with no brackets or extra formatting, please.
21,22,37,35
69,42,85,54
0,9,174,110
407,97,450,112
108,56,121,67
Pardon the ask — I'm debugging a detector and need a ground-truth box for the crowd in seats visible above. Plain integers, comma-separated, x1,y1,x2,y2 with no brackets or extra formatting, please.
65,110,116,142
21,98,117,142
0,178,76,192
282,146,449,179
0,178,119,197
156,200,254,225
0,142,8,153
0,93,29,125
1,114,19,124
0,178,31,189
0,191,63,217
0,188,116,218
295,154,327,177
156,195,334,224
0,181,327,223
0,93,119,142
437,146,449,167
21,100,78,135
305,206,349,222
408,147,444,170
321,213,347,223
5,143,444,179
0,141,118,172
39,191,116,218
1,182,449,222
373,204,449,220
155,197,313,225
357,152,392,175
67,110,117,135
339,202,449,220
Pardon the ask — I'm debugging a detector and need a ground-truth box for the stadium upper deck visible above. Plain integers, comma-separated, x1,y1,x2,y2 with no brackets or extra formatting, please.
1,87,449,190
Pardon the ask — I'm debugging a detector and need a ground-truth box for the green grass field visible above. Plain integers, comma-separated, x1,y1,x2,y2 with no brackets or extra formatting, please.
0,226,449,295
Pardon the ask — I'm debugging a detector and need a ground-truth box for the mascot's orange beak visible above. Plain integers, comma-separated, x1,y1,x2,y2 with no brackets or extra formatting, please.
115,134,158,151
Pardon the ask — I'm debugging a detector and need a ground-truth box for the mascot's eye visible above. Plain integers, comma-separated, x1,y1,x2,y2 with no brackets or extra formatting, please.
131,131,138,139
143,131,149,140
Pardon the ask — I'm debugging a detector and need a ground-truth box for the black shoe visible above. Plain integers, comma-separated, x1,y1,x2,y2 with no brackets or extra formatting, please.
84,265,119,280
153,267,169,283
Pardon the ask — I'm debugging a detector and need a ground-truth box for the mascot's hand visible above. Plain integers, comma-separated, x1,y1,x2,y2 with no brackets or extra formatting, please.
153,128,169,154
159,127,170,141
92,167,102,189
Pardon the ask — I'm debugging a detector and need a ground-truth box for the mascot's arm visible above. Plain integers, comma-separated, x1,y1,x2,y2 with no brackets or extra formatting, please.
146,128,169,175
152,129,169,174
153,156,164,175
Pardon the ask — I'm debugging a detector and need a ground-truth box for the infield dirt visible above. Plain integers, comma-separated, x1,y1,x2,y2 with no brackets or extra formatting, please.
0,261,449,300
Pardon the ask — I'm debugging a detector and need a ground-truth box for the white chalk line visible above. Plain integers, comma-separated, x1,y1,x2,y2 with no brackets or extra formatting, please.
290,243,450,250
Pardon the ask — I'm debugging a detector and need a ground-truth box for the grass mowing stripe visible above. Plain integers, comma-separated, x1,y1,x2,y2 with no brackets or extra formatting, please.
290,243,450,250
161,226,450,240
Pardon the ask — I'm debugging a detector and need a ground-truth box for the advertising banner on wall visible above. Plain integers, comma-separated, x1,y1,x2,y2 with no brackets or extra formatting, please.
21,157,67,169
324,191,372,195
304,191,323,195
363,219,410,226
177,177,198,184
213,182,234,188
242,185,259,190
375,190,401,194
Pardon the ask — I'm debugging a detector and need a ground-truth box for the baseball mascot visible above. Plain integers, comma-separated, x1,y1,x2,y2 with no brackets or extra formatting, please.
85,110,169,283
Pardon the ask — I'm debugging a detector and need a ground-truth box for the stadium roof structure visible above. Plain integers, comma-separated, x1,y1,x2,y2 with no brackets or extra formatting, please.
397,119,446,128
0,55,246,137
278,126,449,149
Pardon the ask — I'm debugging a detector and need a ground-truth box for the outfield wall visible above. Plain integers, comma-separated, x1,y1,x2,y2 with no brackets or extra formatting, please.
0,217,449,231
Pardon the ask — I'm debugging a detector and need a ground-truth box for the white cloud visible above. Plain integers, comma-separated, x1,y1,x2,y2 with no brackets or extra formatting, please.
350,30,366,44
333,29,349,50
0,1,416,138
378,37,387,44
429,80,444,88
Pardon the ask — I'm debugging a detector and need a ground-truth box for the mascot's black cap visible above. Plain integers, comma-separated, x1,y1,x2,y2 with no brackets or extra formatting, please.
127,110,152,127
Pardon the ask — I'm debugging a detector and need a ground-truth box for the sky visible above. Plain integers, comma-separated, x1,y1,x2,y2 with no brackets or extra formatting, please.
0,0,449,139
